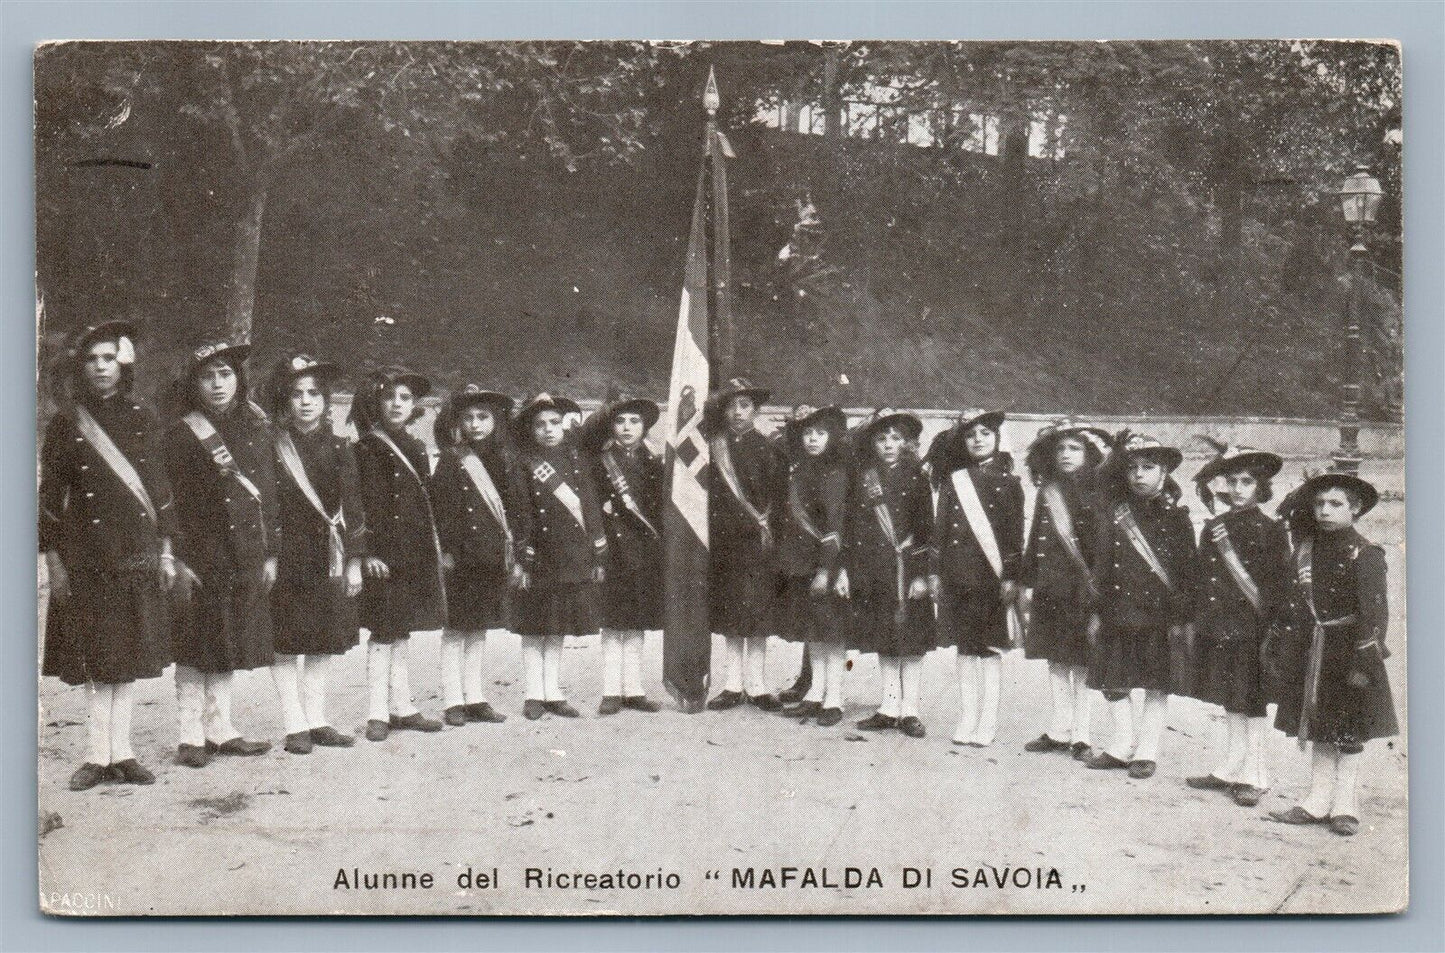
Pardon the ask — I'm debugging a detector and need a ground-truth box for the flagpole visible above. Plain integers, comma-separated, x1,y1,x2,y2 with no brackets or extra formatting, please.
703,67,733,385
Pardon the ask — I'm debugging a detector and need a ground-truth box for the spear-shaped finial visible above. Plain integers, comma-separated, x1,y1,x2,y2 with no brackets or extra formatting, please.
703,66,720,116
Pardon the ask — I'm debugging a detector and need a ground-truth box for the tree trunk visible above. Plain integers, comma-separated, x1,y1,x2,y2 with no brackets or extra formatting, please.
225,177,268,343
822,45,843,140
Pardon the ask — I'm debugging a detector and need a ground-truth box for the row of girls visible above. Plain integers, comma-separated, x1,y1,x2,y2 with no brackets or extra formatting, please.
40,327,1396,834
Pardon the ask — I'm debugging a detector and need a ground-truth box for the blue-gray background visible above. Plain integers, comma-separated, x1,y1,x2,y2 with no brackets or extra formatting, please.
3,2,1440,950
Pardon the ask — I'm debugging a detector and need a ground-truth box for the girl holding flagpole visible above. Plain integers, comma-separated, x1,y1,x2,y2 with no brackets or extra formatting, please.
265,354,367,754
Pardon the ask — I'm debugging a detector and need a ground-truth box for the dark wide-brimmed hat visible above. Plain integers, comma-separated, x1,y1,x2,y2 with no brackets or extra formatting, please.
434,383,513,445
1194,445,1284,487
514,392,582,436
184,337,252,376
576,395,659,453
350,365,431,430
70,319,139,364
1119,432,1184,473
265,353,342,412
858,407,923,446
1298,471,1379,518
783,404,848,453
955,407,1006,434
1025,416,1111,482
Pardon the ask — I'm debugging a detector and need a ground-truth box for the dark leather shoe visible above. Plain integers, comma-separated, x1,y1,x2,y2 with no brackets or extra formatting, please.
1329,814,1359,836
749,693,782,712
1269,806,1330,825
309,725,355,747
365,719,390,741
211,737,271,756
779,673,812,704
390,712,442,733
782,700,822,718
1071,742,1093,760
1232,784,1267,807
1128,759,1157,779
816,707,843,727
598,696,624,716
707,690,743,711
1024,734,1071,753
69,762,110,790
175,743,211,768
1187,774,1235,791
109,759,155,785
623,695,661,713
523,700,546,720
857,712,898,731
284,731,314,755
464,702,507,723
443,705,468,727
544,700,580,718
1085,751,1130,770
899,716,927,738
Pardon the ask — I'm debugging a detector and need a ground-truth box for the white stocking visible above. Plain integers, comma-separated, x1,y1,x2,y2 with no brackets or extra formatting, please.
270,655,309,735
440,631,466,709
601,630,624,697
175,665,206,747
803,648,826,704
878,657,902,718
953,652,979,743
1244,715,1270,790
366,641,393,722
1214,712,1247,782
388,638,418,717
109,682,135,763
1131,690,1168,762
301,654,331,728
899,657,923,718
85,681,113,766
542,634,564,701
465,632,493,703
1071,667,1095,747
722,635,744,693
1331,750,1362,819
744,636,768,696
1046,662,1074,743
1106,695,1136,761
622,631,645,697
1301,742,1337,818
976,654,1001,745
823,643,846,709
522,636,545,701
202,671,239,745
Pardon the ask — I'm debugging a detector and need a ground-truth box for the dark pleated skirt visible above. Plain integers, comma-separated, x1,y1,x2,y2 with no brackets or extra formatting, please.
270,572,359,656
44,563,170,686
1086,618,1173,694
775,574,843,645
936,580,1010,656
601,564,662,631
848,585,934,658
1272,621,1398,753
514,582,600,637
446,562,508,631
709,557,774,638
171,564,275,673
1187,627,1267,717
1022,591,1092,668
360,564,446,644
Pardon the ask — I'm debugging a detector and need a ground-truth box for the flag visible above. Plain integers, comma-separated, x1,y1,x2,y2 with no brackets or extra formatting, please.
661,167,713,711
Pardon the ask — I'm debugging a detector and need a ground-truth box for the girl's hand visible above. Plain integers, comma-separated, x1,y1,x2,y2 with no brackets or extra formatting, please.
833,568,850,599
261,556,279,592
809,569,830,598
927,574,941,601
345,557,363,598
592,565,606,584
1086,613,1102,646
907,576,929,600
441,552,455,572
363,557,390,580
158,554,177,592
999,580,1019,603
509,563,530,590
45,551,69,603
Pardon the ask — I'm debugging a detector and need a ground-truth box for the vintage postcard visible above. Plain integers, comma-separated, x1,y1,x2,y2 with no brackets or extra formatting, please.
36,39,1405,916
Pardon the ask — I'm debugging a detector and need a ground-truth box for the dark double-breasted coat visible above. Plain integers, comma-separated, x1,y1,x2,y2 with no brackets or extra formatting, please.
1272,526,1397,752
41,393,176,685
841,456,934,658
932,463,1025,656
431,441,514,631
774,455,847,645
1187,505,1291,716
271,422,367,656
356,428,447,643
591,443,664,631
1086,491,1197,695
708,427,783,639
510,442,607,637
165,401,281,673
1020,475,1101,668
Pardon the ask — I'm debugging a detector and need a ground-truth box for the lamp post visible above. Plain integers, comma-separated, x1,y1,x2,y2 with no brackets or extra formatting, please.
1332,165,1384,474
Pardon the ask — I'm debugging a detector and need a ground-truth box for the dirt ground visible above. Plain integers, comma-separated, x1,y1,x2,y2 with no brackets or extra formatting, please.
36,463,1408,917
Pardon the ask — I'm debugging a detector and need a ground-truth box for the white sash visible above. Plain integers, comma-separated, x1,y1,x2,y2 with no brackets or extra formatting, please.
530,458,588,532
459,450,513,569
950,468,1003,579
276,431,346,578
74,405,157,526
182,411,263,504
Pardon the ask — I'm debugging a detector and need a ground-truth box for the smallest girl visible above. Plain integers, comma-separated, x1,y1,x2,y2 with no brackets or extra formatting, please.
774,405,849,726
510,393,608,720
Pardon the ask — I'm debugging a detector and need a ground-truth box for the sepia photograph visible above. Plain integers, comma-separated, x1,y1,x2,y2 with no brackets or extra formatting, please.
34,37,1407,917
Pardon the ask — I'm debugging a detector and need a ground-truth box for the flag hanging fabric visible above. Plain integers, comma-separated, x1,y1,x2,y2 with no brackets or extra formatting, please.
661,167,713,711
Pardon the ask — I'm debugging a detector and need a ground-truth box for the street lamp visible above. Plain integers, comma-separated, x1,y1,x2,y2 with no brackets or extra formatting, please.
1332,165,1383,474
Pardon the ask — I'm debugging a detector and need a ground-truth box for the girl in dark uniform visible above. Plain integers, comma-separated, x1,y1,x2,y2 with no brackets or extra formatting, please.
1084,433,1196,780
353,367,446,741
510,394,608,720
164,339,280,767
930,409,1025,748
1184,446,1291,806
265,355,366,754
586,396,665,716
1020,418,1110,759
1269,472,1397,837
774,405,848,726
42,321,177,789
430,384,514,726
839,410,933,738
